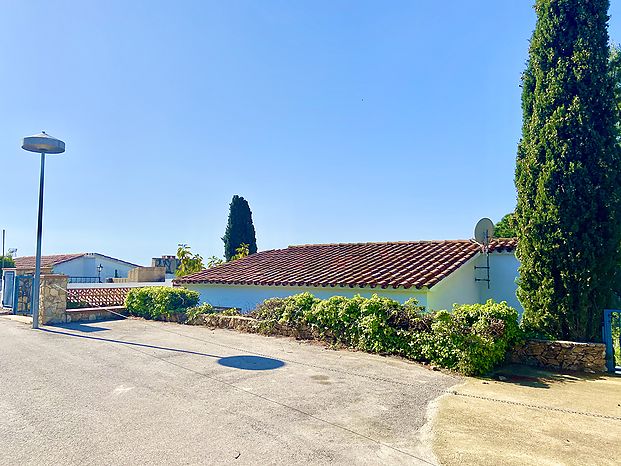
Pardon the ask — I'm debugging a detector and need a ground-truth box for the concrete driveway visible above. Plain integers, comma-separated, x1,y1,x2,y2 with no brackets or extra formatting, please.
0,316,457,465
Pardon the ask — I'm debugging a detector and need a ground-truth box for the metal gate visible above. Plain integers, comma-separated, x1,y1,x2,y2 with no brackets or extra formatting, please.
603,309,621,373
13,275,33,315
2,270,15,308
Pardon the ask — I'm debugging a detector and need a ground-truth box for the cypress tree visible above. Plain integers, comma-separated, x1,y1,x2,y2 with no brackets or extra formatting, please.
515,0,621,341
222,195,258,261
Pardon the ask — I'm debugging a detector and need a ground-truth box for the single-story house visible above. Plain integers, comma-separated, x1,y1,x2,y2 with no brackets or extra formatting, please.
174,239,522,314
12,253,140,283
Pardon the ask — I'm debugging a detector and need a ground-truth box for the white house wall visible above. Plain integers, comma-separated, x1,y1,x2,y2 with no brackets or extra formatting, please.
480,252,522,314
426,251,523,315
426,254,481,311
53,255,137,281
182,283,429,313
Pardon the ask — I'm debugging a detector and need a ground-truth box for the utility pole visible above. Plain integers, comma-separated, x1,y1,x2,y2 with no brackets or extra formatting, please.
1,229,5,292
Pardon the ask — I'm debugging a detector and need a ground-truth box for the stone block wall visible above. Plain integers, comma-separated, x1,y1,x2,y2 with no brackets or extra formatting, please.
39,274,68,325
66,308,125,323
510,339,607,373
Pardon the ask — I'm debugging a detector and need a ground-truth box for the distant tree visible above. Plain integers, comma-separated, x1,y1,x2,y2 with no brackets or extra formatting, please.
231,243,250,261
175,244,204,277
494,213,517,238
222,195,257,261
515,0,621,341
207,256,224,268
0,255,15,274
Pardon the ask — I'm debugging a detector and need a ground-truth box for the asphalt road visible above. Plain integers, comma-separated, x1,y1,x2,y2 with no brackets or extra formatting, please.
0,316,457,465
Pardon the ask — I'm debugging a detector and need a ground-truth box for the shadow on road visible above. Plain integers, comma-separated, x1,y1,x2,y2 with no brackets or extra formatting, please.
218,355,285,370
40,327,285,371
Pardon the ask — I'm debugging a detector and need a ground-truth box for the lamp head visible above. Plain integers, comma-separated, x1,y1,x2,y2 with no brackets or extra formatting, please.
22,131,65,154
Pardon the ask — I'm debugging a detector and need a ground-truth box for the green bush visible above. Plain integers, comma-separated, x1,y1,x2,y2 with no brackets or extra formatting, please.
125,287,199,320
419,301,522,375
185,303,215,322
250,293,521,375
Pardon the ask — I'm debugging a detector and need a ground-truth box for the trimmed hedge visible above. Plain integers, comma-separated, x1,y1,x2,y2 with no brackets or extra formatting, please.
125,287,199,320
250,293,522,375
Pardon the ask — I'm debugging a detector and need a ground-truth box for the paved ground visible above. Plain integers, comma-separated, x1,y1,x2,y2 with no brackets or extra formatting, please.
0,316,457,465
432,365,621,466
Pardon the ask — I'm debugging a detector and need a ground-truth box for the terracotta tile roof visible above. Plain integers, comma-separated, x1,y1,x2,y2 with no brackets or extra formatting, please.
13,253,86,269
174,239,517,290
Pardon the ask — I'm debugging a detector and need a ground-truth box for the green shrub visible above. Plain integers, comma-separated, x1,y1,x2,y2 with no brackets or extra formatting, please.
250,293,521,375
419,301,523,375
125,287,199,320
220,308,242,316
185,303,215,322
250,297,287,321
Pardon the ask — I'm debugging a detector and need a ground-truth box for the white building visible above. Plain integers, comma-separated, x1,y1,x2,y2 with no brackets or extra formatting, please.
13,253,140,283
174,239,521,314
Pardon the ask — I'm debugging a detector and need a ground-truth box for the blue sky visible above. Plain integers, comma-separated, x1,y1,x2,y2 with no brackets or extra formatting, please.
2,1,621,265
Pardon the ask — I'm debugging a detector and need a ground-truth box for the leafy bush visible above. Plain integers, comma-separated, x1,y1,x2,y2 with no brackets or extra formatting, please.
185,303,215,322
250,293,522,375
125,287,199,320
419,301,522,375
220,308,242,316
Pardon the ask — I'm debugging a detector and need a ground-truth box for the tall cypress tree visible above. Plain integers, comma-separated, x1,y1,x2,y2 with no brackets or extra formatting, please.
222,195,258,261
515,0,621,341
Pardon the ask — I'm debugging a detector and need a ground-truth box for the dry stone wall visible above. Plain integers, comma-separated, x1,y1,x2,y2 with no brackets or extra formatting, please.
510,339,606,373
39,275,68,325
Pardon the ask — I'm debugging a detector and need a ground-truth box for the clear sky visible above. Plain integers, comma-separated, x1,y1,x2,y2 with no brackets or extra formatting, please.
2,1,621,265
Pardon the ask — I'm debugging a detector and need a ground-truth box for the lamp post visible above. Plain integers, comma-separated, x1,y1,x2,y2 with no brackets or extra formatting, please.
22,132,65,329
97,264,103,283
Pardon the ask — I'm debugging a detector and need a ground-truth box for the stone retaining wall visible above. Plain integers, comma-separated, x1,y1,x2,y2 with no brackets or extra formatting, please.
39,275,69,325
186,314,317,340
510,339,607,373
65,309,126,323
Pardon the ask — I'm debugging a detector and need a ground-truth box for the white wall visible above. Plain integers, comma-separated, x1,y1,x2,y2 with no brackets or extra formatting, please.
182,283,429,312
427,251,523,315
481,252,522,315
54,254,138,281
426,255,481,311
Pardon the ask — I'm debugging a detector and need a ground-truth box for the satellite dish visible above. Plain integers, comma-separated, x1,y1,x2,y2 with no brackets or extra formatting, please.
474,218,494,246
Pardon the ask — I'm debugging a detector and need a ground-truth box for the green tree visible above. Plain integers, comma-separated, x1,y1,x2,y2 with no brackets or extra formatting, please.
494,213,517,238
0,255,15,274
231,243,250,261
222,195,257,261
515,0,621,341
175,244,204,277
610,44,621,139
207,256,224,268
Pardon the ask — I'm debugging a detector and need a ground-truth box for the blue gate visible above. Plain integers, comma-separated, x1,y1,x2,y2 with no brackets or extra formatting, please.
603,309,621,373
13,275,33,315
2,270,15,309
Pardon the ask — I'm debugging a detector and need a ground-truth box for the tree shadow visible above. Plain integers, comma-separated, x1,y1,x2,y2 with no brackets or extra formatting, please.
40,327,285,371
218,355,285,371
489,364,612,389
56,322,109,333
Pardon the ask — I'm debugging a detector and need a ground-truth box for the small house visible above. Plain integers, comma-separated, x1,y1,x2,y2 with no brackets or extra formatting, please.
174,239,521,314
12,253,140,283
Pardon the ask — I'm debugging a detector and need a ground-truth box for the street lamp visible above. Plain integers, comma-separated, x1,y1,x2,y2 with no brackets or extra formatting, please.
22,131,65,329
97,264,103,283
